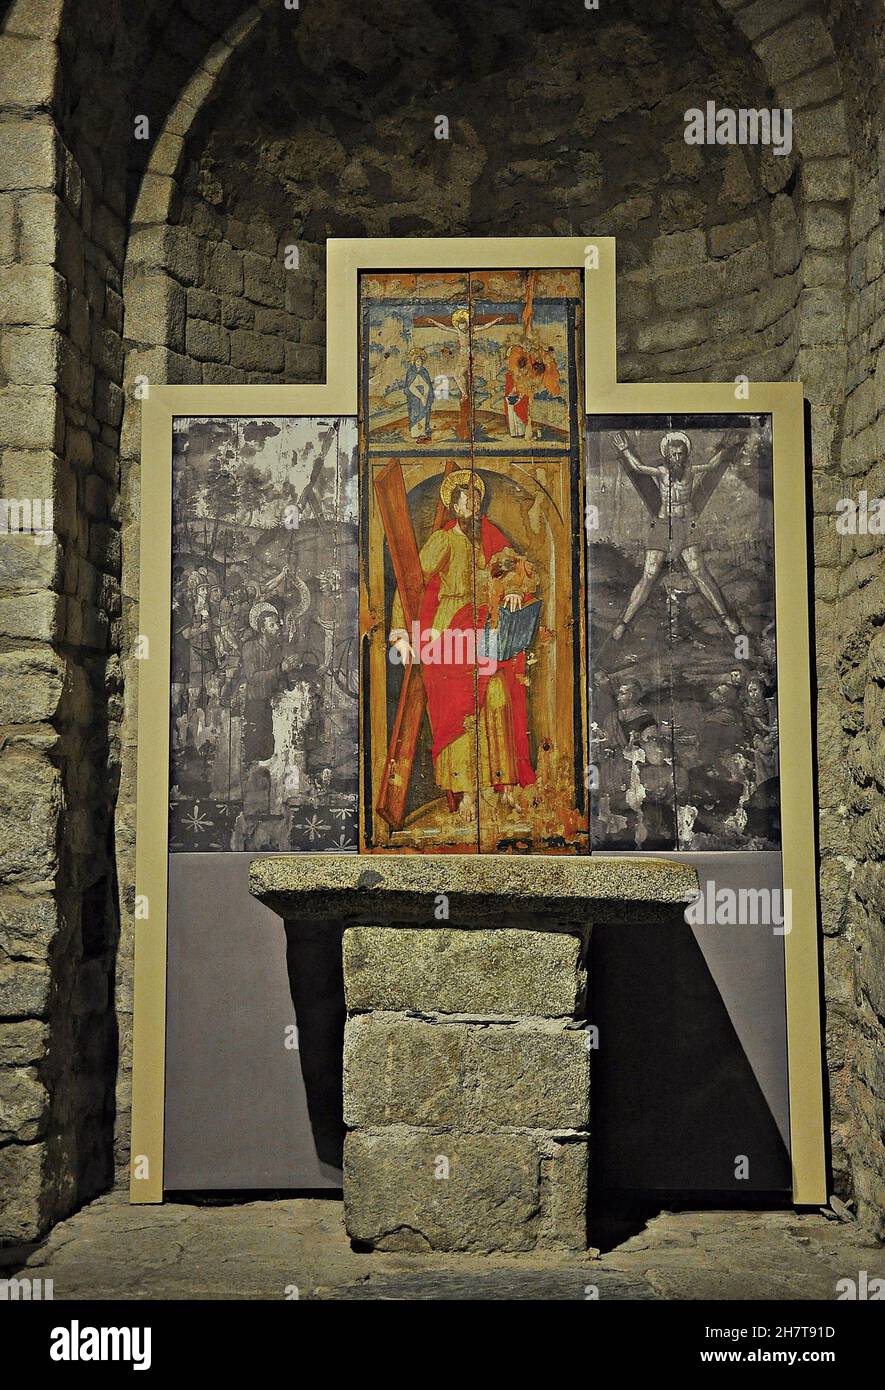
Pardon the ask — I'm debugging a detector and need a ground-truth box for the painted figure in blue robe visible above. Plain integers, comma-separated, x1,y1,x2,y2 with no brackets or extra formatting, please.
404,350,434,442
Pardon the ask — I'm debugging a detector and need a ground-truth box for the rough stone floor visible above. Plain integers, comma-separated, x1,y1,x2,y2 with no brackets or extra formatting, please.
2,1193,882,1300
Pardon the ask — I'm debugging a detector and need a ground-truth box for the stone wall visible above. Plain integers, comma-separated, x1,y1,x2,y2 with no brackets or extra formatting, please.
0,0,126,1241
813,156,883,1220
170,0,800,386
0,0,279,1242
813,0,884,1234
0,0,882,1243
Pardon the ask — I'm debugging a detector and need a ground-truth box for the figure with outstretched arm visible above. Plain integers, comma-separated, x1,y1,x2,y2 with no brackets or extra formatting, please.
424,308,505,437
608,429,744,641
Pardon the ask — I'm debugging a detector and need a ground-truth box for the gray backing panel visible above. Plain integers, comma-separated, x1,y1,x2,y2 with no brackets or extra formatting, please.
594,850,790,1192
165,850,791,1195
164,853,343,1190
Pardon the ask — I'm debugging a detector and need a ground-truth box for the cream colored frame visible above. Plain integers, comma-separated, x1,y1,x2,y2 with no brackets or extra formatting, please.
132,237,825,1205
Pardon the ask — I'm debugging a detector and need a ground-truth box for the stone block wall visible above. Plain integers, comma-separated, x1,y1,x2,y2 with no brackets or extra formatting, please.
125,217,325,389
342,925,591,1253
170,1,800,389
805,2,884,1236
0,2,125,1241
819,138,885,1237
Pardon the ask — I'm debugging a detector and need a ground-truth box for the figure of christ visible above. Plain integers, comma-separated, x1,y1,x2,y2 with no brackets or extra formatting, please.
388,470,537,826
608,429,744,641
422,307,506,440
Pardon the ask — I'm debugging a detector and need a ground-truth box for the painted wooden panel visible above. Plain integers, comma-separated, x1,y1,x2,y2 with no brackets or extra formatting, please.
169,415,359,852
360,270,588,853
587,414,780,851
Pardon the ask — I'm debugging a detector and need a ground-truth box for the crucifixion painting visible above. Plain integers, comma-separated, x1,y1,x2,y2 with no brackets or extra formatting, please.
360,268,588,853
587,415,780,854
416,307,508,440
361,270,579,454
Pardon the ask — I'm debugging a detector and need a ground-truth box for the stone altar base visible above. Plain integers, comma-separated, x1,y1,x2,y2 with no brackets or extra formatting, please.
343,926,590,1252
250,855,697,1255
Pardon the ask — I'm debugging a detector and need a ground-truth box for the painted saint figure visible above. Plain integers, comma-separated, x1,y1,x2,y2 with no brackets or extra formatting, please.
241,601,285,767
388,470,537,825
502,341,561,441
601,675,655,749
403,349,434,442
608,429,744,640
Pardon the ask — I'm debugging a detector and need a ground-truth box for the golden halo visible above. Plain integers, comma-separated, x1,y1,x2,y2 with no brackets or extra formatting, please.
439,469,485,511
451,307,470,330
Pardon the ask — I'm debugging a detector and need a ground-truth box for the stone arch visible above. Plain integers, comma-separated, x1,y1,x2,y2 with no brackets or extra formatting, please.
116,0,857,673
120,0,853,394
127,6,269,232
724,0,853,410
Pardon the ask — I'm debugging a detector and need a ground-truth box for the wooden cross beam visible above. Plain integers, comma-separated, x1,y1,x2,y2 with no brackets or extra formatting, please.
297,421,337,521
373,458,456,830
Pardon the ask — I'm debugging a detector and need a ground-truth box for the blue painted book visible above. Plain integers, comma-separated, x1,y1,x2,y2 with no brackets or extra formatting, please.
478,600,542,663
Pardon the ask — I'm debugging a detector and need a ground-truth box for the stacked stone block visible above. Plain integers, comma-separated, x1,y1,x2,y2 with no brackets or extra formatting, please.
341,924,591,1253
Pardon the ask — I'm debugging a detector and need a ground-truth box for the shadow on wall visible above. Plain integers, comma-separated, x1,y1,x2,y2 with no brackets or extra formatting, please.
283,921,346,1170
163,854,343,1191
589,912,792,1200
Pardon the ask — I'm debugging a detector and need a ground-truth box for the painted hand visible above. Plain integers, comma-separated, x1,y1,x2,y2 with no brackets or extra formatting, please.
389,628,414,665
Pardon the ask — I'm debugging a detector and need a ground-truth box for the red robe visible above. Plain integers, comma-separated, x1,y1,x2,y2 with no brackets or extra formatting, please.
418,516,536,787
503,370,530,425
